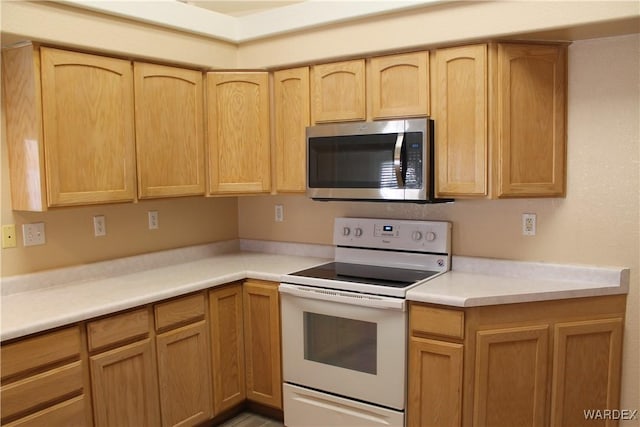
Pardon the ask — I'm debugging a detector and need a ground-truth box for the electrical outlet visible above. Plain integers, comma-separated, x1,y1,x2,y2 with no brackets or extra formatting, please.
93,215,106,237
2,224,17,248
22,222,46,246
275,204,284,222
522,213,537,236
148,211,159,230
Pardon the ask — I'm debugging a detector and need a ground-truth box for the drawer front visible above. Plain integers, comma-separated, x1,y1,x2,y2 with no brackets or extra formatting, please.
410,305,465,339
1,361,83,421
4,395,86,427
1,327,81,381
154,292,205,331
87,308,149,351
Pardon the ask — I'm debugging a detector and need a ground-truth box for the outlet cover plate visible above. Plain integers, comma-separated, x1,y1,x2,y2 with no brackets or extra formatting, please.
2,224,17,248
23,222,46,246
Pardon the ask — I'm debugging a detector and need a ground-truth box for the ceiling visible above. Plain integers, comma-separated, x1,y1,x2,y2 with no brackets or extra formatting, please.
59,0,443,43
183,1,305,17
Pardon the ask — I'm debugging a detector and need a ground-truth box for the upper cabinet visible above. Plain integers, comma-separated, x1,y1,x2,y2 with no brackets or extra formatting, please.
311,59,366,123
273,67,310,193
2,45,136,211
206,72,271,195
134,62,205,199
434,45,488,197
495,43,567,198
434,42,567,199
368,51,429,120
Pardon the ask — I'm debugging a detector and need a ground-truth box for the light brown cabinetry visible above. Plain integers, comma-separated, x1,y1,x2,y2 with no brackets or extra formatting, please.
1,44,136,211
368,51,429,119
312,59,366,123
243,280,283,409
433,42,567,198
134,63,205,199
0,326,92,426
87,308,161,427
273,67,310,193
408,337,463,427
209,283,247,415
408,295,626,427
408,305,464,427
154,293,212,427
434,45,488,196
208,281,284,414
550,318,623,427
206,72,271,194
473,325,549,427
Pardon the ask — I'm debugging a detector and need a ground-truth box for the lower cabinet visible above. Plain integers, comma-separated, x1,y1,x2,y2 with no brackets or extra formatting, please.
408,295,626,427
243,280,283,409
87,308,161,427
408,337,463,427
209,283,247,415
209,280,284,415
155,294,212,427
0,326,92,426
1,280,284,426
550,318,623,427
472,325,549,427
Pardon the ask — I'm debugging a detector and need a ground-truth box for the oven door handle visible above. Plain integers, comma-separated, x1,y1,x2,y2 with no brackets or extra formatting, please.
279,283,405,311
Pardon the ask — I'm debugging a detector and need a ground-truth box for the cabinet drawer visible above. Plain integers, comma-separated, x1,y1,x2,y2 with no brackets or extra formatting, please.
411,305,464,339
87,308,149,351
4,395,86,427
1,361,83,421
154,293,205,330
1,327,81,381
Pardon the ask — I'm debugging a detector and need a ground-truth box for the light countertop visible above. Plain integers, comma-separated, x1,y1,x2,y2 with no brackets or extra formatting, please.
1,247,329,342
1,240,629,342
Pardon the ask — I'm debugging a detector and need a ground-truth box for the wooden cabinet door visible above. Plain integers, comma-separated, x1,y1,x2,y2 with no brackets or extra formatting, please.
156,321,212,427
243,280,282,409
1,44,48,211
434,44,488,197
550,318,623,427
408,337,463,427
134,63,205,199
369,51,429,119
40,47,136,207
273,67,310,193
473,325,549,427
90,339,161,427
209,284,246,415
206,72,271,194
495,43,567,198
312,59,365,123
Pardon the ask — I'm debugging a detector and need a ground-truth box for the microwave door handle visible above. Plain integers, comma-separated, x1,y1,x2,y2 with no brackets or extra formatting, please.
393,133,405,188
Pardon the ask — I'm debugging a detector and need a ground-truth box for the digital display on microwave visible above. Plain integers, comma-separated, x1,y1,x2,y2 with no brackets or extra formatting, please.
383,225,393,232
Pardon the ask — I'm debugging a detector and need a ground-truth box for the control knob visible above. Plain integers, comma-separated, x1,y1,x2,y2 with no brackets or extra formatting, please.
425,231,437,242
354,228,363,237
411,231,423,241
343,227,351,236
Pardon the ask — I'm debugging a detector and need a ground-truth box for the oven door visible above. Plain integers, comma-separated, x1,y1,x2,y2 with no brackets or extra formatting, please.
279,283,407,410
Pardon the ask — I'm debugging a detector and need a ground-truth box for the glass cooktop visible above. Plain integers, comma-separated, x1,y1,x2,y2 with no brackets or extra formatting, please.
289,262,440,289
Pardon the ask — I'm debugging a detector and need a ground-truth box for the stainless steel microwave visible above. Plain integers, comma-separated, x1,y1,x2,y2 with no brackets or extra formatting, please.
306,118,451,203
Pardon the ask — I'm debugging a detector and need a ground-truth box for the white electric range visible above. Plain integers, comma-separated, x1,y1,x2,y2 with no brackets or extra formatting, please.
279,217,452,426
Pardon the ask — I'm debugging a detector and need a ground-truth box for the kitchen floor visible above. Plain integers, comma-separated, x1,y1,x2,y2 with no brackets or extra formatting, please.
219,412,284,427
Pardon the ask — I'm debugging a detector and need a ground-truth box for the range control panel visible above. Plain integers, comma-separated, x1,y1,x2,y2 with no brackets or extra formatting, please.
334,217,451,254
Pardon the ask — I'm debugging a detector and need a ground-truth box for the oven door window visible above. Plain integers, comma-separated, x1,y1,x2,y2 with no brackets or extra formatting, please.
303,312,377,375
